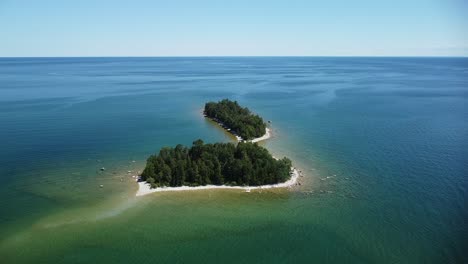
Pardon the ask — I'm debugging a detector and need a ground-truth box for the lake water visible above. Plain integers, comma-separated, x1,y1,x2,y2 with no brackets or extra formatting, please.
0,57,467,263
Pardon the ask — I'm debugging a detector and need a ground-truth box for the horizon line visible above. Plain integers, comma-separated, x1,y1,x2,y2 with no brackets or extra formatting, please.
1,55,467,58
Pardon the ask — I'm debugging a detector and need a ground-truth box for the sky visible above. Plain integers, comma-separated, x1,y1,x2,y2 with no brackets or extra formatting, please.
0,0,467,57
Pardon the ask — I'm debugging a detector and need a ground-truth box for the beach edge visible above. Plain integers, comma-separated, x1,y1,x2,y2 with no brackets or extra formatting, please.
136,167,299,197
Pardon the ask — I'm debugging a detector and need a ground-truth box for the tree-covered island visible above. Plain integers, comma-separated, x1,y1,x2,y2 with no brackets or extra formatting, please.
141,140,292,188
204,99,266,140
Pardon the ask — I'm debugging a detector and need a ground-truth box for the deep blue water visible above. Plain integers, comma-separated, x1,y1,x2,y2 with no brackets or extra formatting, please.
0,57,467,263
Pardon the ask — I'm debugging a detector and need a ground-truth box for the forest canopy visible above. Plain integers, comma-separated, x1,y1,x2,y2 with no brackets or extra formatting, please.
204,99,266,140
141,140,292,188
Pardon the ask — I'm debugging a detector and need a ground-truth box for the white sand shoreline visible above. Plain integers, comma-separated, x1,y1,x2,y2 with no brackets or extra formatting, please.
249,127,271,143
203,113,271,143
135,167,299,197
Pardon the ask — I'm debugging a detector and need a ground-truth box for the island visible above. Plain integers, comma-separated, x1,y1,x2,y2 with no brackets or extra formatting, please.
135,100,298,196
204,99,267,141
140,139,292,189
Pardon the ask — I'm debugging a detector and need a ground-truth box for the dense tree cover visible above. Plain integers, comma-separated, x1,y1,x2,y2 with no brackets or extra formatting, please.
141,140,292,188
204,99,266,140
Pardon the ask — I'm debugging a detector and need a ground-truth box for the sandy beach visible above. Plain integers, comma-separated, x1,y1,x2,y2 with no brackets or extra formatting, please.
203,112,271,143
231,127,270,143
248,127,271,143
136,167,299,196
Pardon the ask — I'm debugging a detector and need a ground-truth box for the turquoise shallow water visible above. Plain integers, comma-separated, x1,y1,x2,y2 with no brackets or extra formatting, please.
0,57,467,263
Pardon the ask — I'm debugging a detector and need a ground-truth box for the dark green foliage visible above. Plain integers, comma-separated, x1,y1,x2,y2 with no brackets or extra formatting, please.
141,140,292,188
204,99,266,140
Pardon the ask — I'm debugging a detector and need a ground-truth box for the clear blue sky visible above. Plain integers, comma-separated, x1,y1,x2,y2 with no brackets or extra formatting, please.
1,0,467,56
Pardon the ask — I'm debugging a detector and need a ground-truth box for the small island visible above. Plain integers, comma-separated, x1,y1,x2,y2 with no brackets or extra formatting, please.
204,99,267,141
140,139,292,189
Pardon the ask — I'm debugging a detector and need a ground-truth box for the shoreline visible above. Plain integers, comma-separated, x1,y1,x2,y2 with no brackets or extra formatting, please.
249,127,271,143
203,112,271,143
135,167,299,196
